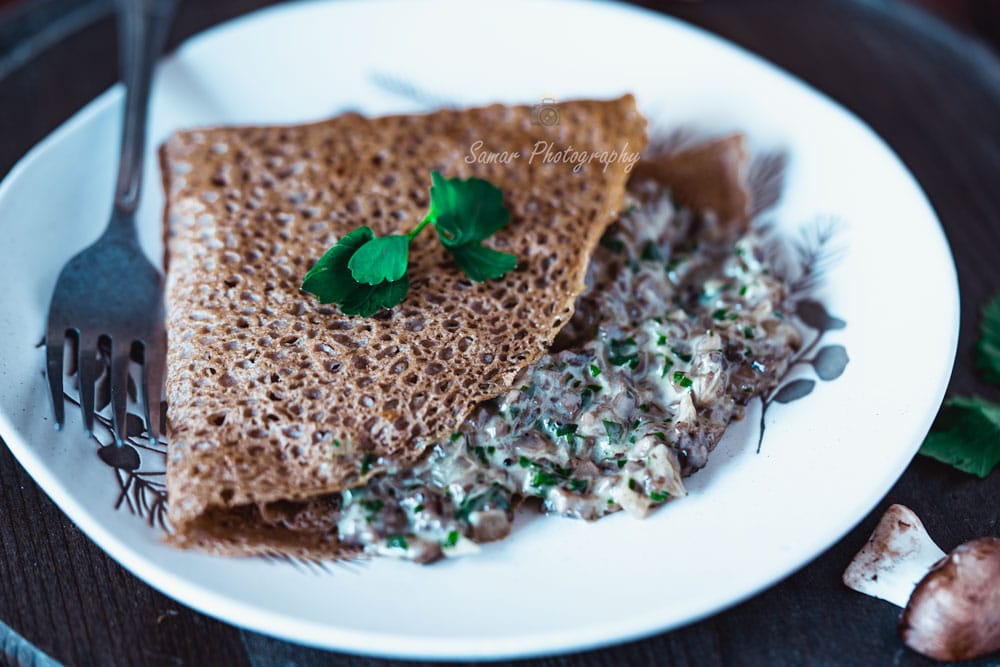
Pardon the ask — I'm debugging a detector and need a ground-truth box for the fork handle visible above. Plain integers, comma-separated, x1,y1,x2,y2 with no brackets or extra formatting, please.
111,0,179,223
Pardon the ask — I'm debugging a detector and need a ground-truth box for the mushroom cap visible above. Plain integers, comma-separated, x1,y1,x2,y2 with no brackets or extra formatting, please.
900,537,1000,661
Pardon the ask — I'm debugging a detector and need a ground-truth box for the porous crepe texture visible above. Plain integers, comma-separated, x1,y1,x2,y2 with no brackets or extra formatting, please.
161,96,647,554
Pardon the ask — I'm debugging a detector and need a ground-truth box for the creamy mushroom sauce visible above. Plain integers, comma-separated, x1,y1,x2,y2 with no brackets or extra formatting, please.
337,185,802,562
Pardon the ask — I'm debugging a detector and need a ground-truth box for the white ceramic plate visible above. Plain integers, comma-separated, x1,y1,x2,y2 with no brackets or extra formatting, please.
0,0,958,660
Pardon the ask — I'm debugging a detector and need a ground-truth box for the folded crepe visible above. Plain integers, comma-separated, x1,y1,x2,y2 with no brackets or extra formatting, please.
160,96,648,557
633,133,750,241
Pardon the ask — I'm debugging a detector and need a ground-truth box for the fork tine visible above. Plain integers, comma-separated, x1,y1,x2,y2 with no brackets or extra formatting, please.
141,335,166,445
45,326,65,430
109,339,132,446
77,339,99,435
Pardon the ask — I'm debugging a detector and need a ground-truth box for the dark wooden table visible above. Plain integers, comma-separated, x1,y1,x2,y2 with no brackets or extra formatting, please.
2,1,999,665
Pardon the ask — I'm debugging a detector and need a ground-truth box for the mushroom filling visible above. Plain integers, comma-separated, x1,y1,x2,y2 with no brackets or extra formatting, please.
336,185,802,562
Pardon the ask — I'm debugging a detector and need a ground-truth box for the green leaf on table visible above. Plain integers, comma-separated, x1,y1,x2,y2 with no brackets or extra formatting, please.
429,171,510,247
919,395,1000,478
976,295,1000,385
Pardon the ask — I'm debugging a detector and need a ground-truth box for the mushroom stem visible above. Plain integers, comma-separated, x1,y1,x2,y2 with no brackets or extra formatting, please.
843,504,946,607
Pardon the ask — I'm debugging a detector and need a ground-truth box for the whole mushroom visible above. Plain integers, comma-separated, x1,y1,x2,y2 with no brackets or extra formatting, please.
844,505,1000,662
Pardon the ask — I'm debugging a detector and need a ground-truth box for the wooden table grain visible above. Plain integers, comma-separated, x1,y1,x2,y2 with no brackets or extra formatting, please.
1,1,999,665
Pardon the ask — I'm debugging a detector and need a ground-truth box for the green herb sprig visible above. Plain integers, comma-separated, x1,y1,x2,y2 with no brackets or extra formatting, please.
920,396,1000,478
919,294,1000,477
976,295,1000,383
301,171,517,316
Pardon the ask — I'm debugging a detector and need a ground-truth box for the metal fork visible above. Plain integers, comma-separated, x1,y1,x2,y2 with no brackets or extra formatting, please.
45,0,178,449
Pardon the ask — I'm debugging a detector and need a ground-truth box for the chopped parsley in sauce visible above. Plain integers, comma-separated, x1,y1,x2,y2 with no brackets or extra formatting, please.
331,189,802,563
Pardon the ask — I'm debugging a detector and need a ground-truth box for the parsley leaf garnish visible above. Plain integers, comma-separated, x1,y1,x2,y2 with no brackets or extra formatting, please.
919,396,1000,478
301,226,410,317
301,171,517,315
977,296,1000,384
340,278,410,318
348,234,410,285
301,226,374,304
447,243,518,282
673,371,693,388
430,172,517,282
429,171,510,246
603,419,624,442
386,535,409,550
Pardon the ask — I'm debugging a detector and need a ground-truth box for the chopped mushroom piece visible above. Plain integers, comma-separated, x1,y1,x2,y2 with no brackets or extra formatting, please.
901,537,1000,662
843,504,946,607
